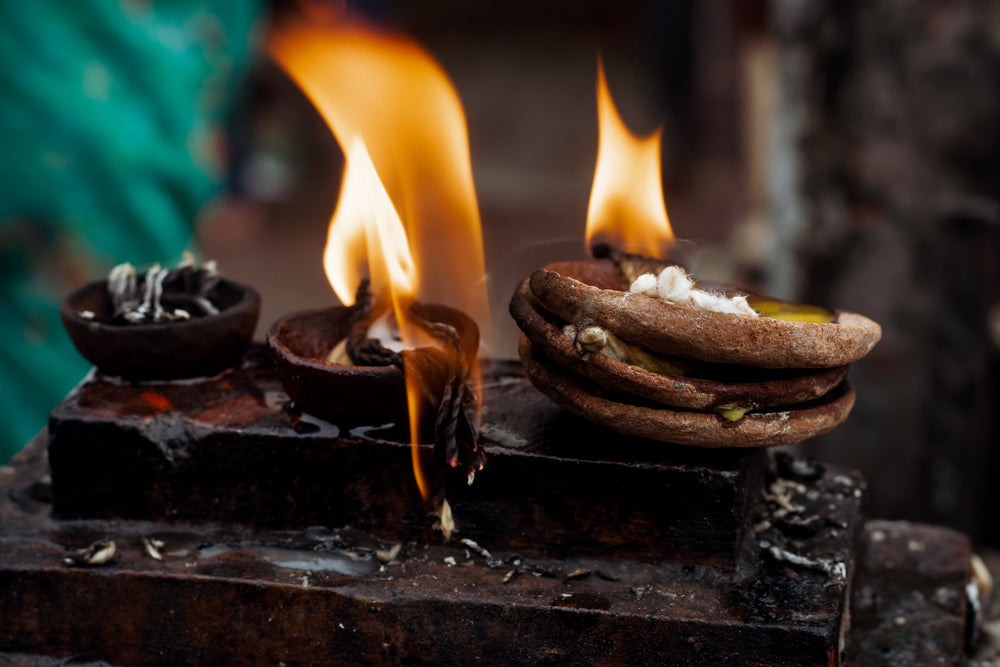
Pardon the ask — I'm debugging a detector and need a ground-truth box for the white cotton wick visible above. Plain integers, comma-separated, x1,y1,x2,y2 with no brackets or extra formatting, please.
628,273,658,297
726,295,757,316
655,266,694,304
689,291,758,316
627,265,759,317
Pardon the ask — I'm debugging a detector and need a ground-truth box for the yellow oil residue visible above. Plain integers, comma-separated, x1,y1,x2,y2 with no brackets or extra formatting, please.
717,405,749,421
749,298,835,323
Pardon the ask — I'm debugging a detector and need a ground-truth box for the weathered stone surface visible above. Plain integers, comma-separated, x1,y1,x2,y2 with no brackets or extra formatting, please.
47,347,766,569
1,435,868,666
846,520,972,665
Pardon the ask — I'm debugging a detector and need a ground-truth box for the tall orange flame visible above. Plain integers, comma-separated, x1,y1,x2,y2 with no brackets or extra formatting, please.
268,17,490,328
585,57,674,257
269,15,489,502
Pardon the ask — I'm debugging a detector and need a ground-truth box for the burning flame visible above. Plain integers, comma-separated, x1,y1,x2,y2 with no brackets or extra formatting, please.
323,138,436,499
269,14,489,503
268,17,489,324
323,137,416,306
585,57,674,257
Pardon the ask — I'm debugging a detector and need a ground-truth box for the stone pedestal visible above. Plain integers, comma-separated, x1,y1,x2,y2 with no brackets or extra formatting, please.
0,348,973,664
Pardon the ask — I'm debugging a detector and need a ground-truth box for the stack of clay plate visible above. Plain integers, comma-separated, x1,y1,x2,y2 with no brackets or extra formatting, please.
509,258,882,448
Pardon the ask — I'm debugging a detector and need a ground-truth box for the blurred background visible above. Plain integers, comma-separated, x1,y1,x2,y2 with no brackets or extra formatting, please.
2,0,998,544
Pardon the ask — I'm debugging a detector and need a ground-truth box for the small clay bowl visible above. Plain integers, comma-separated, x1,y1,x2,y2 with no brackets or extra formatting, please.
510,279,848,413
529,259,881,369
267,304,479,427
519,336,856,448
61,278,260,381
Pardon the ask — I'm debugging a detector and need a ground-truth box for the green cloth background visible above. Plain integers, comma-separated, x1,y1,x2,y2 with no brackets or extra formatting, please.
0,1,261,463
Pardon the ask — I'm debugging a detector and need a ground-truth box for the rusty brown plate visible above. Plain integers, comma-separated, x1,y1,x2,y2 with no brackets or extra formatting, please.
267,304,478,427
510,279,849,413
529,259,881,369
519,335,856,448
61,278,260,380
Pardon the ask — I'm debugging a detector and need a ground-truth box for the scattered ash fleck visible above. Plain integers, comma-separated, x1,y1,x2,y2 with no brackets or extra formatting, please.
775,452,825,482
64,539,117,567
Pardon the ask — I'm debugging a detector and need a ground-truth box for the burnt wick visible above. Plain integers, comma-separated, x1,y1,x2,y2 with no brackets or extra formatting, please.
106,253,222,325
344,281,484,496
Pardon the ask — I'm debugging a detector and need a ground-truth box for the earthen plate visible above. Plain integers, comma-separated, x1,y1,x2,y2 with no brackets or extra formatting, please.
519,335,856,448
511,280,849,412
529,260,881,369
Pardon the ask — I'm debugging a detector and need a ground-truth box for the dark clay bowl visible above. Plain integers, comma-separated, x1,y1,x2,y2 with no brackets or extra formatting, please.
61,278,260,381
267,304,479,427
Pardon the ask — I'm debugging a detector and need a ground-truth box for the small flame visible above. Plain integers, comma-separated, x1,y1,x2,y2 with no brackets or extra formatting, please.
585,57,674,258
323,138,417,307
269,14,488,503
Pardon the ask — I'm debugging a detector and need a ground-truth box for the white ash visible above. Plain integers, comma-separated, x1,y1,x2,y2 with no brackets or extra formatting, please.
764,480,806,514
759,540,847,580
460,538,492,562
629,265,758,317
972,553,993,601
435,498,456,541
108,262,140,317
63,538,117,567
460,538,501,567
772,478,808,496
143,538,163,561
375,543,402,564
107,254,221,324
967,579,981,637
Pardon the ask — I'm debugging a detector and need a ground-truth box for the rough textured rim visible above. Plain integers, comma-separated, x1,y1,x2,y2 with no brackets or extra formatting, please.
265,303,479,427
510,279,849,412
60,278,260,380
519,335,856,448
266,306,404,380
529,260,881,369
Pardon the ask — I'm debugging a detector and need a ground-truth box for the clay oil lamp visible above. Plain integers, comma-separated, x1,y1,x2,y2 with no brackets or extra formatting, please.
269,292,478,430
510,60,881,447
267,137,485,497
61,256,260,381
264,16,492,518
